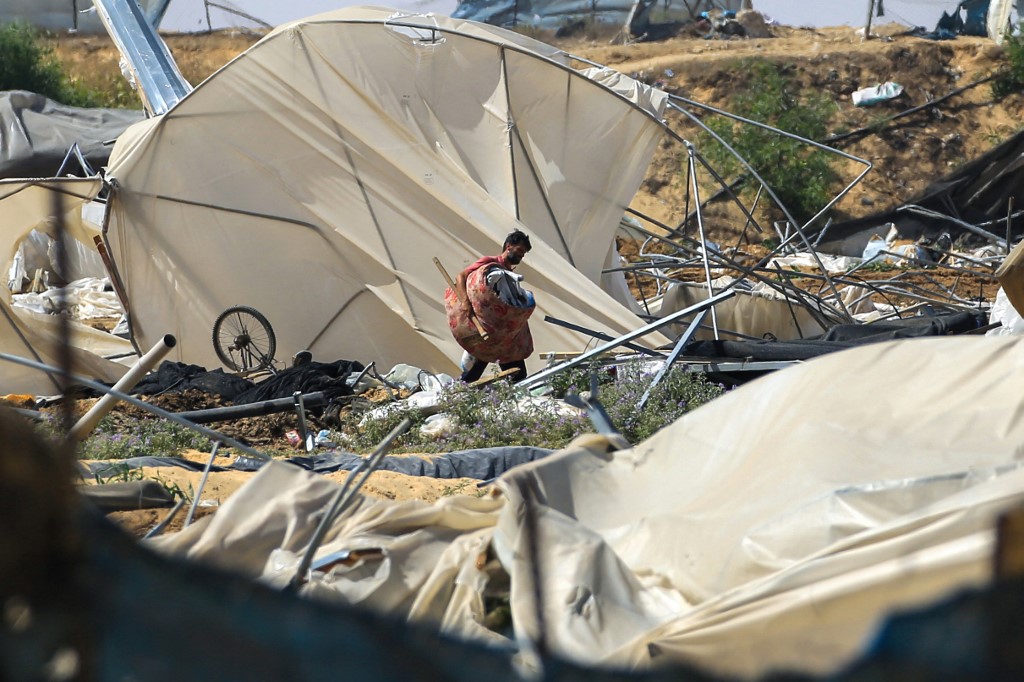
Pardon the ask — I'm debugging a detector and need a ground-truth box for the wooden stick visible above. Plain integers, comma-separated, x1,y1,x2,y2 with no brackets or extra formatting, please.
434,257,489,340
469,368,519,387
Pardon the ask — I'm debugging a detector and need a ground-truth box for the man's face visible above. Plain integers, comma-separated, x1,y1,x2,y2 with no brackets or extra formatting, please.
504,243,528,266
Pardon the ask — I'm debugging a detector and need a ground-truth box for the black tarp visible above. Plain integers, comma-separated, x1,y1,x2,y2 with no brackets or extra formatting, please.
820,129,1024,256
0,91,144,180
82,445,554,481
684,310,985,363
128,359,363,405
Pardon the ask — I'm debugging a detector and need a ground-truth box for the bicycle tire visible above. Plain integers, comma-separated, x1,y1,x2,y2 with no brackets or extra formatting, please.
212,305,277,372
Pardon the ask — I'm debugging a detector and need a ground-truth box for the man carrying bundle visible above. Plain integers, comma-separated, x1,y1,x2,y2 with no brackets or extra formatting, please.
446,230,535,383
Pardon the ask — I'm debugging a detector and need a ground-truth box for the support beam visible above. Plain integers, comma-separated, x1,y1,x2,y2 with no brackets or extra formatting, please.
520,289,736,389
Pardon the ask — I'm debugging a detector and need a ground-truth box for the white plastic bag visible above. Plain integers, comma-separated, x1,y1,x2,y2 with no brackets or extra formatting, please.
852,82,903,107
987,287,1024,336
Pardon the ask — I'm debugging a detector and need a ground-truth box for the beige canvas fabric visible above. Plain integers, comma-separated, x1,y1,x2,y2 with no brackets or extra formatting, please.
151,336,1024,678
0,179,131,394
655,279,831,341
996,237,1024,315
103,7,669,374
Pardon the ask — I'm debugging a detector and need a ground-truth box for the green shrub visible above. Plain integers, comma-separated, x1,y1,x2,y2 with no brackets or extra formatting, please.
993,23,1024,98
77,415,210,460
550,361,727,443
0,21,102,107
698,59,839,227
344,364,727,453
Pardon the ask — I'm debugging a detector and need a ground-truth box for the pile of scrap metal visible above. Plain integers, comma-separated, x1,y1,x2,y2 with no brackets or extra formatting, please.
451,0,746,33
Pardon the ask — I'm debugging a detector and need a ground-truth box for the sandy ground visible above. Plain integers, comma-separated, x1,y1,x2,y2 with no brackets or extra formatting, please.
96,449,492,537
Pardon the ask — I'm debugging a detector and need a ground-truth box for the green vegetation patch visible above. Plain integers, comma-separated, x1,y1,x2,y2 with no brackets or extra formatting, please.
344,364,728,453
698,58,840,228
0,21,102,107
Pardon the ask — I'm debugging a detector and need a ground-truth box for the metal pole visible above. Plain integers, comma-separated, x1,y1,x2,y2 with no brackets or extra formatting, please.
183,442,220,528
637,309,709,411
542,315,664,357
69,334,176,442
1008,196,1015,252
898,205,1009,250
0,352,270,461
294,391,311,452
864,0,876,40
143,499,186,539
176,392,326,425
519,289,736,389
287,417,412,591
686,143,719,338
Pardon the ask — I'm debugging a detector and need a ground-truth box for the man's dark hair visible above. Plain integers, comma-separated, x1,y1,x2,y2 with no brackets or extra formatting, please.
503,230,532,251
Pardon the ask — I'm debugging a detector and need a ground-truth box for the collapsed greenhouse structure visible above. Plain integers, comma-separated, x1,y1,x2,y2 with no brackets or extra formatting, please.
3,2,1024,679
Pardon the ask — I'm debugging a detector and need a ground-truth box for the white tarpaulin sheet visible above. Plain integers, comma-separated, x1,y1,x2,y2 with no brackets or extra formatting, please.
655,278,831,341
104,7,668,374
152,336,1024,678
0,179,131,394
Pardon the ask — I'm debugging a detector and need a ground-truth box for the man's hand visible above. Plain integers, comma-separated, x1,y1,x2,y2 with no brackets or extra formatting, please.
460,299,473,316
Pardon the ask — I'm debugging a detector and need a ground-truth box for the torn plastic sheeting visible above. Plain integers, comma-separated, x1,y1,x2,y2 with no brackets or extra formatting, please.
852,82,904,107
767,252,862,275
986,287,1024,335
12,277,123,320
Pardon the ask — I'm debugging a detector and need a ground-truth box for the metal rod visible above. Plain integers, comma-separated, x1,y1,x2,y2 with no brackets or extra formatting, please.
176,392,326,424
348,362,374,392
1008,196,1015,252
542,315,664,357
864,0,876,40
735,184,764,252
0,352,270,460
69,334,176,442
687,143,720,337
183,442,220,528
287,417,413,591
637,309,709,411
294,391,311,452
520,289,736,389
898,205,1009,250
143,499,186,539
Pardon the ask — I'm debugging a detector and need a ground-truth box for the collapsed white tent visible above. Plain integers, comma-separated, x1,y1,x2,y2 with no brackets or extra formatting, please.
152,335,1024,677
0,179,131,395
103,7,669,374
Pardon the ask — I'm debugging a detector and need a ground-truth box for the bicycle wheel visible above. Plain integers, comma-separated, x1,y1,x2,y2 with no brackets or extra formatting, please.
212,305,277,372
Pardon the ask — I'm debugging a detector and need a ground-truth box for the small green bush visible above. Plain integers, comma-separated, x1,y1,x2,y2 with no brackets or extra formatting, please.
993,23,1024,98
698,59,839,227
0,21,102,107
